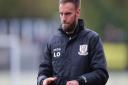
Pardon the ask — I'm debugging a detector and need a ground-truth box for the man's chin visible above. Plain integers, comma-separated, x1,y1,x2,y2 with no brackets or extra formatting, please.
62,25,70,31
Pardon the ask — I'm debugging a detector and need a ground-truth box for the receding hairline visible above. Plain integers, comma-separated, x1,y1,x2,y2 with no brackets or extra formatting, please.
59,0,81,8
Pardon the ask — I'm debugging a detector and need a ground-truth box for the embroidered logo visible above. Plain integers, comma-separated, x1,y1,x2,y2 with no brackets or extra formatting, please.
78,45,88,56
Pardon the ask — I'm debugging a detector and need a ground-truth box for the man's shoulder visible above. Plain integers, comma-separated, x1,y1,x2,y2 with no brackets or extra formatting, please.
82,28,99,38
51,30,62,39
47,30,62,44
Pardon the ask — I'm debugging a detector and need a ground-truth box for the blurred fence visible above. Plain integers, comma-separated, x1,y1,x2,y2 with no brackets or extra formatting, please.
0,18,127,71
0,18,59,85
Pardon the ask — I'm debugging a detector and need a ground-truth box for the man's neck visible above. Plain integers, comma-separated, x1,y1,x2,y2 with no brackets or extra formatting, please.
66,20,78,35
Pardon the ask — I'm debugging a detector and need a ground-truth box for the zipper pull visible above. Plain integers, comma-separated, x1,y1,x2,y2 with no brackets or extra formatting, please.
69,37,72,40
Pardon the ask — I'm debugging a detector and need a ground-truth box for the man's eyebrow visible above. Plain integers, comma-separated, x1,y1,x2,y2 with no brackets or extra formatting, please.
65,12,72,15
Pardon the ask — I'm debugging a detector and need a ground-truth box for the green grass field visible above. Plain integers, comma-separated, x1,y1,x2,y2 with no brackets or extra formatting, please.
104,43,127,70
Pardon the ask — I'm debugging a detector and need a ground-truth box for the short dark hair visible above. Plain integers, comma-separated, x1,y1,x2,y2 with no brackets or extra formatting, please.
59,0,81,8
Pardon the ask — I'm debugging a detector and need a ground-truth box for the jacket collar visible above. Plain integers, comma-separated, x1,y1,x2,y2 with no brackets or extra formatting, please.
58,19,85,38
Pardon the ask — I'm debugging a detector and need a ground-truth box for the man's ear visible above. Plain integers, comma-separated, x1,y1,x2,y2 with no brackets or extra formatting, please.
76,8,80,18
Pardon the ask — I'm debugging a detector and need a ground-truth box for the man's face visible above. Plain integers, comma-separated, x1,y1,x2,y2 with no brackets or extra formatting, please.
59,2,80,32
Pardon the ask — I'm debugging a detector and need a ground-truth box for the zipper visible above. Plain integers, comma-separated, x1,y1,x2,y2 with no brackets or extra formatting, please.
69,37,72,40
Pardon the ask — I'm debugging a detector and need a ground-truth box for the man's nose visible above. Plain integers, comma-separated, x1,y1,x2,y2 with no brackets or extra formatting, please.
62,15,66,22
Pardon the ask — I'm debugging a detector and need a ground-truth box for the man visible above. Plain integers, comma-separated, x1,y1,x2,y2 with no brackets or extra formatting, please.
37,0,109,85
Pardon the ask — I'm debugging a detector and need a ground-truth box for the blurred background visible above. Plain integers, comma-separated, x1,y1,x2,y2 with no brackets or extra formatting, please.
0,0,127,85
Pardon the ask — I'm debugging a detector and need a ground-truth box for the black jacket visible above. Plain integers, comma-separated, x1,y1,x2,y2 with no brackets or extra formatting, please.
37,19,109,85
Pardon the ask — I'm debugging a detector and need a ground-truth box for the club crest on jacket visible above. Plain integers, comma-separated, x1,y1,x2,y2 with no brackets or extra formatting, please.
78,45,88,56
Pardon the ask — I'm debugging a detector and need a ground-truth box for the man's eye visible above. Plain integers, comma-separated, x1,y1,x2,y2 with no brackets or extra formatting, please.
65,13,71,15
59,12,72,16
59,13,63,16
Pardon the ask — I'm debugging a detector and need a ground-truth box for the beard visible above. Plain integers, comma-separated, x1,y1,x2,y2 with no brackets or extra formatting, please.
61,20,76,33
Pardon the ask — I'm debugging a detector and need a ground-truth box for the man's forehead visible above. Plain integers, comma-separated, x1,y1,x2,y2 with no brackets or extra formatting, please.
59,3,76,11
59,2,76,9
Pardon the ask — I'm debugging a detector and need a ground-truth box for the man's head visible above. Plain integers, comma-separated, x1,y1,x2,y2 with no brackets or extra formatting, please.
59,0,81,32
